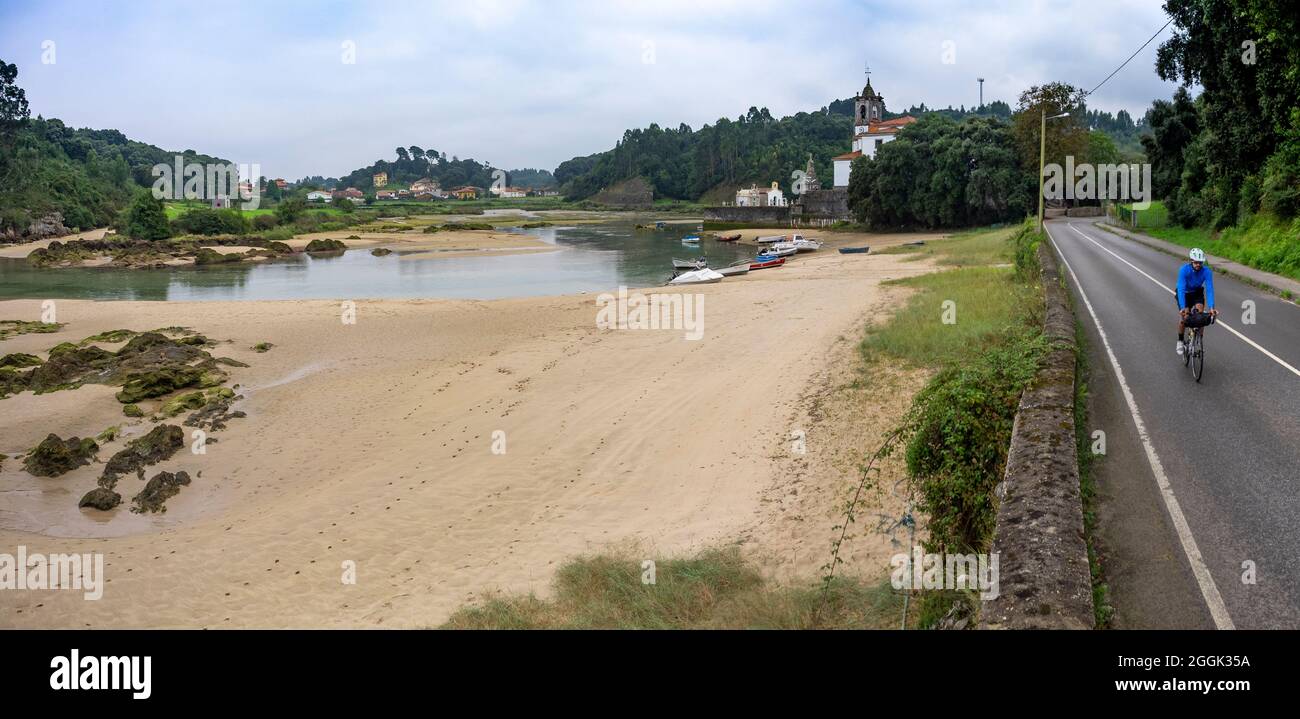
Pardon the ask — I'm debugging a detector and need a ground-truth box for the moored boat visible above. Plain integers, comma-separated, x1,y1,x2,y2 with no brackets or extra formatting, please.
681,235,701,245
672,257,707,270
714,259,750,276
838,246,870,254
759,245,796,258
749,256,787,270
756,234,785,244
667,268,724,285
716,233,742,242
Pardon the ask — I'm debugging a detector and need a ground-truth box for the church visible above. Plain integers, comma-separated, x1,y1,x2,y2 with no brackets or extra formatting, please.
832,73,917,187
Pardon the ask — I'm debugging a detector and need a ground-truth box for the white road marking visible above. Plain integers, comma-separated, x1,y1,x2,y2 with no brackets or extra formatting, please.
1069,222,1300,379
1047,224,1236,630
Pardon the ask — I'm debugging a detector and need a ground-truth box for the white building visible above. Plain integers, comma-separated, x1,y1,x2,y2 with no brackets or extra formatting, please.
735,182,787,207
306,190,332,202
832,77,916,187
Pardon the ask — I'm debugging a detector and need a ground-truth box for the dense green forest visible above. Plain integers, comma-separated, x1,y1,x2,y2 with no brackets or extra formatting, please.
553,93,1146,203
0,59,228,238
1143,0,1298,228
331,147,556,192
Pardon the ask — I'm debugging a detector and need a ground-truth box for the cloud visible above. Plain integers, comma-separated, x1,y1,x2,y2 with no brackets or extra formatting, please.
0,0,1180,179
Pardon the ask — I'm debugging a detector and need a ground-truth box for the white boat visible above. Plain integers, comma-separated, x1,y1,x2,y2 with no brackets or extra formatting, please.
672,257,707,270
714,260,750,277
756,234,785,244
760,245,796,258
792,237,822,252
668,268,724,285
680,235,701,245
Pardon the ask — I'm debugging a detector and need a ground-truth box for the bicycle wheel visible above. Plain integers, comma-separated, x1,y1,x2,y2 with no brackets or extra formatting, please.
1192,331,1204,382
1182,336,1191,367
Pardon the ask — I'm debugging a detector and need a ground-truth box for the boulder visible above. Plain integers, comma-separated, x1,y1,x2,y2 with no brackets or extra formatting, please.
131,470,191,513
22,434,99,477
100,424,184,486
79,488,122,511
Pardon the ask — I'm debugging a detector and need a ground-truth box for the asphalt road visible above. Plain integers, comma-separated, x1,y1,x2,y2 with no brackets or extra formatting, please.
1046,217,1300,629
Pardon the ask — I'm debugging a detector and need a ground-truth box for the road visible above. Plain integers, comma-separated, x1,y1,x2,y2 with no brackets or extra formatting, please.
1045,217,1300,629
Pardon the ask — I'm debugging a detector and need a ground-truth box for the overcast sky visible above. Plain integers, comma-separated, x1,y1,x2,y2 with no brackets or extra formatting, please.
1,0,1180,180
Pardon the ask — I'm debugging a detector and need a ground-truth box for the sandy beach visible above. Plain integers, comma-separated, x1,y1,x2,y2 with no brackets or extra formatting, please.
0,232,940,627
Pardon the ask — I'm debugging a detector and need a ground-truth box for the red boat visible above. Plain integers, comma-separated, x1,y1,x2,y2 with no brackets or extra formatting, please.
749,256,786,270
716,233,742,242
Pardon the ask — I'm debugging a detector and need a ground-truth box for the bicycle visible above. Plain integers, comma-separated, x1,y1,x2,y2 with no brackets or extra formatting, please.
1180,309,1215,383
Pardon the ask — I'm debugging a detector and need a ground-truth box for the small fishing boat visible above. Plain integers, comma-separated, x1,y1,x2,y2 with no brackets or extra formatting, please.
756,234,785,244
792,237,821,252
672,257,707,270
716,233,741,242
655,221,667,231
714,259,750,277
668,268,724,285
681,234,701,245
838,246,870,254
760,245,796,258
749,256,787,270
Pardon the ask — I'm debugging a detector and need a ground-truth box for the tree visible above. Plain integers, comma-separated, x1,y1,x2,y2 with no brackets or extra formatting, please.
1011,83,1089,175
275,196,307,223
395,147,410,162
0,59,30,139
1140,85,1200,201
121,190,170,240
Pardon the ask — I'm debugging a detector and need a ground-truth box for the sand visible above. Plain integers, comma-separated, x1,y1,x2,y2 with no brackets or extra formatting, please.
0,236,939,627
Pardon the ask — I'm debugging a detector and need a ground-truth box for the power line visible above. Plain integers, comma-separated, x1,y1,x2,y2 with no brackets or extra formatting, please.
1085,18,1173,98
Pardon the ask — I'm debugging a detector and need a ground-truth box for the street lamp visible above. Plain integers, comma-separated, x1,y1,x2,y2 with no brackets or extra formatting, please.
1038,110,1070,232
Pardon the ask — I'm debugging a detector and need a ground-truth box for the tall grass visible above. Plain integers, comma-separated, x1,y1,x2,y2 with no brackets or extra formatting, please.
441,548,904,629
1138,213,1300,282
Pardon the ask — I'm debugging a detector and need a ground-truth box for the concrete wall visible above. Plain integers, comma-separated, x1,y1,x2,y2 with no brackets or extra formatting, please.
980,240,1094,630
702,205,791,224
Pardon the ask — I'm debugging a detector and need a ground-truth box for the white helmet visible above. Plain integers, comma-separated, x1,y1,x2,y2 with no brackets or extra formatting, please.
1189,247,1206,262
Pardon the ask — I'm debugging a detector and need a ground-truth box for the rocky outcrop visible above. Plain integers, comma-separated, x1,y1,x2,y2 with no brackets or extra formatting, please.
22,434,99,477
99,424,184,488
131,470,191,513
79,487,122,511
304,238,347,253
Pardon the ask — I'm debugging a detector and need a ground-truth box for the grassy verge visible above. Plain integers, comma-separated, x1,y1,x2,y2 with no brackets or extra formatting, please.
862,222,1050,627
1126,211,1300,283
441,547,903,629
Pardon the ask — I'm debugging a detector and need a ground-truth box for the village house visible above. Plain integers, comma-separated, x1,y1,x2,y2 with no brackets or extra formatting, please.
413,192,436,201
410,177,439,194
306,190,332,202
832,75,916,187
372,172,388,188
396,189,412,198
735,182,786,207
332,187,364,201
449,186,479,200
491,186,527,198
376,190,397,200
274,178,288,189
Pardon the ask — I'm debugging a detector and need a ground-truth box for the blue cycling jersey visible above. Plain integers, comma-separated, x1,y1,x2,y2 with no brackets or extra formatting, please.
1176,262,1215,309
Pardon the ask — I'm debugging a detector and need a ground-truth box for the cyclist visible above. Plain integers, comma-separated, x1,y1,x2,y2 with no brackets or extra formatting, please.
1176,247,1217,356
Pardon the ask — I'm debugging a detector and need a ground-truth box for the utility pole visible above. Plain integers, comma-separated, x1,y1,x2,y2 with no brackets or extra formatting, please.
977,78,984,109
1039,109,1070,232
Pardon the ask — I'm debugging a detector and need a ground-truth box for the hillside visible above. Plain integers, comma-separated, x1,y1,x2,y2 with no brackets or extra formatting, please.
554,96,1143,202
0,60,229,239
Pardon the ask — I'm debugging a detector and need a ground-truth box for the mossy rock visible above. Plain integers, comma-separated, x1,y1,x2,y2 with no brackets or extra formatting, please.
116,366,204,403
194,247,242,265
197,369,227,388
215,356,250,367
28,345,114,393
305,238,348,253
175,334,211,347
161,391,207,417
370,247,393,256
22,434,99,477
131,470,191,514
122,403,144,418
79,487,122,511
95,425,121,443
0,352,42,368
267,241,294,254
0,320,64,340
100,424,184,484
208,387,235,399
47,341,80,357
80,329,137,344
0,367,29,398
252,342,273,353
